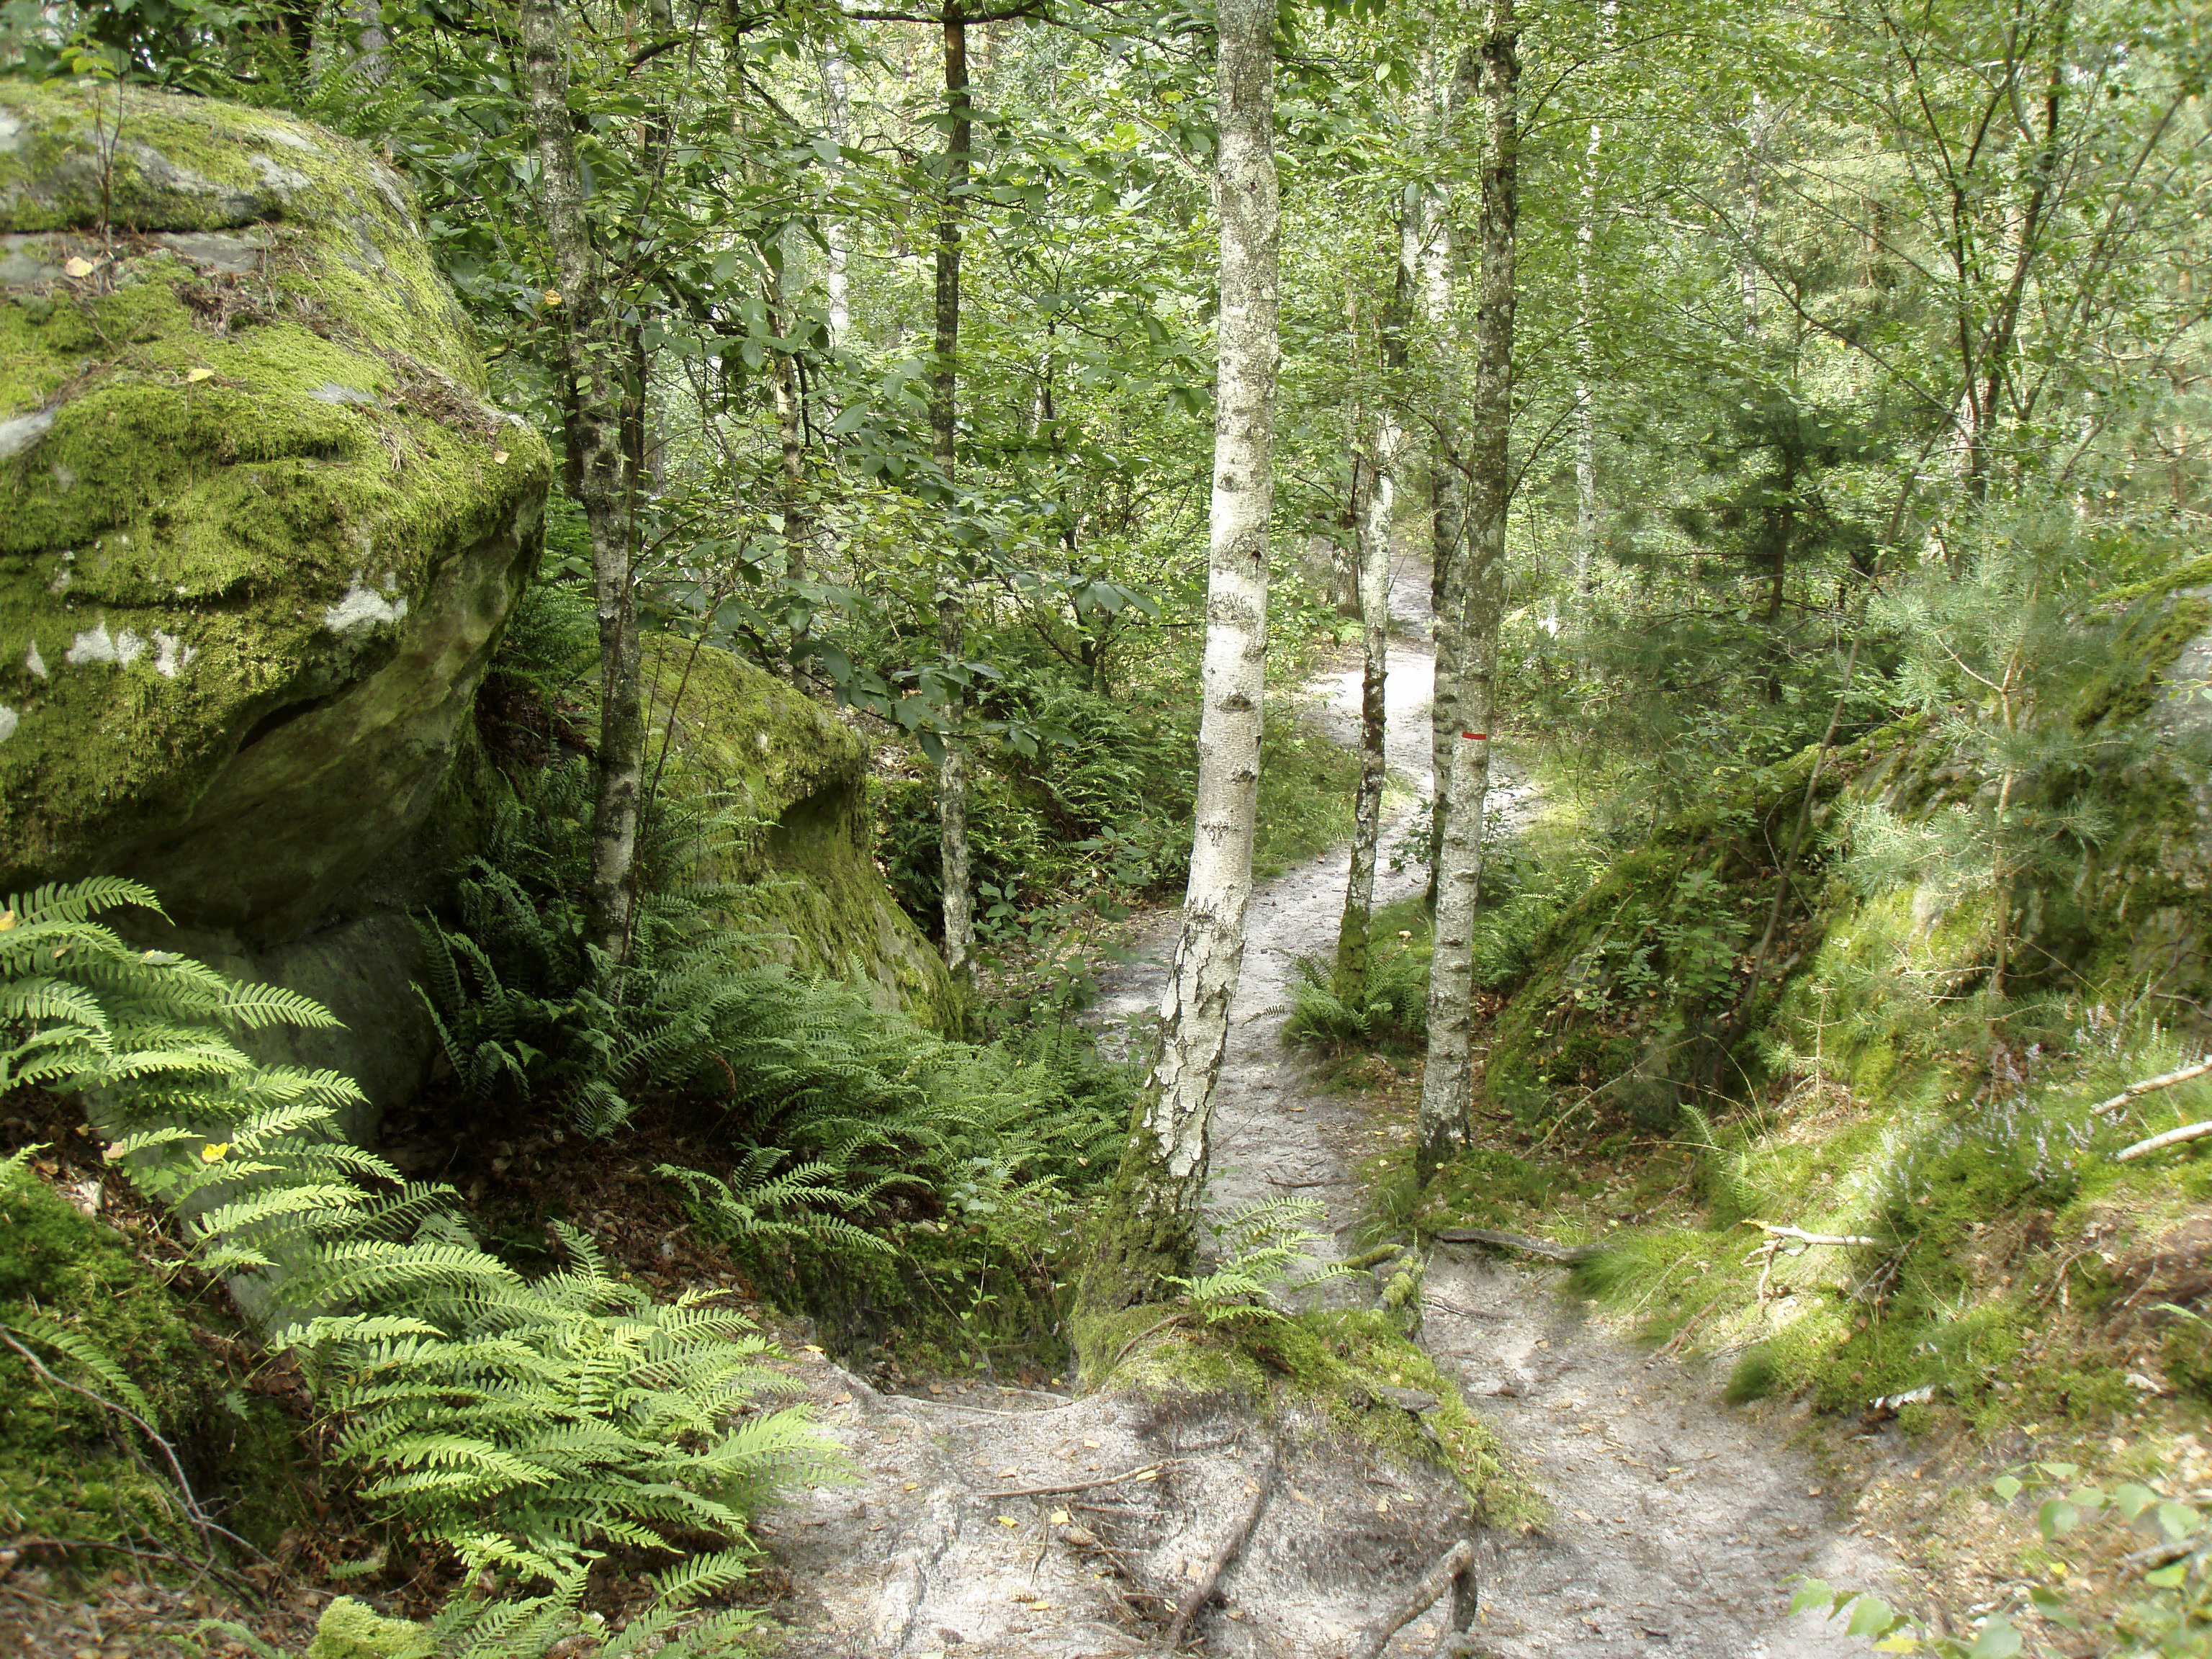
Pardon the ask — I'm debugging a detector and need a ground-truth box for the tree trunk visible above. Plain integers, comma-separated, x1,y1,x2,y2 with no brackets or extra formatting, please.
767,249,813,672
1417,0,1516,1184
932,7,976,988
1080,0,1278,1326
1570,0,1612,605
1335,428,1395,1004
1414,47,1479,896
822,50,853,353
520,0,644,967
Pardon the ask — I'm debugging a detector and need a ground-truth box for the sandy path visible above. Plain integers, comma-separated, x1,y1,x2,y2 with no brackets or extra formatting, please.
1086,556,1900,1658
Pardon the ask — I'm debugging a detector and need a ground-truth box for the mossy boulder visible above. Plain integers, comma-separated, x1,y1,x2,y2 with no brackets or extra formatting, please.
645,637,958,1027
0,1154,317,1558
306,1598,428,1659
0,82,552,943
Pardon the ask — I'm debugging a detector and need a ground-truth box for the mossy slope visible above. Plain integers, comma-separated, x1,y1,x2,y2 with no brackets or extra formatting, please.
642,637,958,1028
0,82,552,942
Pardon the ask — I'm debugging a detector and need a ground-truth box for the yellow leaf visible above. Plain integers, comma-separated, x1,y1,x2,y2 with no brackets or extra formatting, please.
1135,1467,1159,1481
996,1516,1020,1528
1049,1509,1070,1526
200,1142,233,1164
1872,1637,1920,1653
63,255,96,278
0,909,14,931
903,1482,920,1492
492,449,509,465
102,1144,125,1162
184,367,213,384
542,289,563,307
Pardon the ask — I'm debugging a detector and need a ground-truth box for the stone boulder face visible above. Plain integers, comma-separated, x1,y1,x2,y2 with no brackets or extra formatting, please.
0,84,551,1136
0,83,552,940
644,638,958,1031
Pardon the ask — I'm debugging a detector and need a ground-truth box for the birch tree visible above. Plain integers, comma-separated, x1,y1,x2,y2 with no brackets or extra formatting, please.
1079,0,1279,1320
932,4,976,988
1334,275,1405,1005
1417,0,1516,1183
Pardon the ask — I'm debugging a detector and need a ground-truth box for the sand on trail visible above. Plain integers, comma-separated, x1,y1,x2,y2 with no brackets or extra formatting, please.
763,552,1900,1658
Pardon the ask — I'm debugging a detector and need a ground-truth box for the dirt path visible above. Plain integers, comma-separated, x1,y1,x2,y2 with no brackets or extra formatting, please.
764,556,1899,1656
1087,555,1902,1658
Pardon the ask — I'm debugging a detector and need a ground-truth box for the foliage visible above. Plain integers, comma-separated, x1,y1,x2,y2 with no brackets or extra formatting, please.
1,878,835,1643
1161,1197,1353,1323
1796,1460,2212,1659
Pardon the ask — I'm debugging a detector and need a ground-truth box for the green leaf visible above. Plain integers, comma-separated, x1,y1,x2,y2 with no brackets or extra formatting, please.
1845,1596,1899,1639
2037,1498,2079,1539
2146,1563,2188,1588
1992,1475,2023,1501
2157,1501,2199,1542
2112,1482,2158,1519
1966,1615,2020,1659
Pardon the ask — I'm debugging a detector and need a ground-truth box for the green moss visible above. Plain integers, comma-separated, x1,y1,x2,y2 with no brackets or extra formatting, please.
0,81,552,914
639,634,959,1029
0,1155,318,1558
1084,1303,1537,1525
307,1597,428,1659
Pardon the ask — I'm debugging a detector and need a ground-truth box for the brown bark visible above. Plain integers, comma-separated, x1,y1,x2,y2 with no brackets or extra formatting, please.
520,0,645,966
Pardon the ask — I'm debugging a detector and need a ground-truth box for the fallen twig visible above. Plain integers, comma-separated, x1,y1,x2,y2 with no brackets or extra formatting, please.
1166,1444,1277,1646
1742,1222,1879,1247
980,1462,1168,1501
1344,1539,1477,1659
2116,1120,2212,1163
1431,1227,1604,1264
2095,1056,2212,1117
0,1326,261,1565
1655,1293,1728,1359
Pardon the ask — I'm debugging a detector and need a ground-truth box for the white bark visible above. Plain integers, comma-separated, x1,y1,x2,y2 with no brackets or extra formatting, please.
1419,0,1516,1182
1139,0,1280,1221
1335,413,1398,999
1571,0,1612,603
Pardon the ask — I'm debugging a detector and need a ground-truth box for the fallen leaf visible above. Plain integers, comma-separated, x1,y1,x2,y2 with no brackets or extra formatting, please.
0,910,15,931
903,1482,920,1492
184,367,213,383
999,1467,1020,1478
63,255,96,277
1083,1437,1102,1449
200,1142,233,1163
997,1516,1020,1528
1050,1509,1070,1525
802,1344,824,1354
1808,1487,1824,1498
492,449,509,464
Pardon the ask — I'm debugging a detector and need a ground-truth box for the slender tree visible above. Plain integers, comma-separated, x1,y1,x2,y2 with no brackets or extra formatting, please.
518,0,645,965
1334,269,1406,1004
1079,0,1280,1323
1417,0,1516,1182
932,4,977,989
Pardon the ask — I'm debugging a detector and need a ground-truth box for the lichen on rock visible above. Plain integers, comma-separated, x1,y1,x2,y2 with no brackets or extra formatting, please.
0,82,551,945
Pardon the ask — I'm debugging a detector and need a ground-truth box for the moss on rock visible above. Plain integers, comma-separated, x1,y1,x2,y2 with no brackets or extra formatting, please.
642,636,958,1028
0,83,551,943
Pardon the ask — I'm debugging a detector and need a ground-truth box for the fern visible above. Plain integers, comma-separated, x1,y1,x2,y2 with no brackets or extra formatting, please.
1164,1197,1356,1323
2,877,840,1647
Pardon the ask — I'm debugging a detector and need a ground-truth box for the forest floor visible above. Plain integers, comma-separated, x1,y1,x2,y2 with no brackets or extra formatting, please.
757,556,1909,1658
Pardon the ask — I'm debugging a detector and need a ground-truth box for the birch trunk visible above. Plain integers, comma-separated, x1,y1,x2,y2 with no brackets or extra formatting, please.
1413,47,1478,891
520,0,644,966
1334,423,1396,1004
1570,0,1612,604
1417,0,1516,1184
932,8,976,987
820,49,853,429
1080,0,1278,1323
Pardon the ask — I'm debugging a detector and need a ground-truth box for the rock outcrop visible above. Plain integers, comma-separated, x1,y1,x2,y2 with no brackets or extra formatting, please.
0,86,955,1133
0,84,551,936
644,638,958,1028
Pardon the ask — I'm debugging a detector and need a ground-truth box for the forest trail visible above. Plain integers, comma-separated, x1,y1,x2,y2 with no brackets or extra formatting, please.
762,557,1900,1657
1087,554,1903,1659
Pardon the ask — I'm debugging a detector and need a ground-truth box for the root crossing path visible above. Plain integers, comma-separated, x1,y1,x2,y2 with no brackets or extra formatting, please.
764,555,1897,1657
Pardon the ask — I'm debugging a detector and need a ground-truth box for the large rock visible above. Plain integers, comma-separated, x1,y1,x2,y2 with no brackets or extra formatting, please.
0,83,552,940
644,638,958,1029
0,84,551,1136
